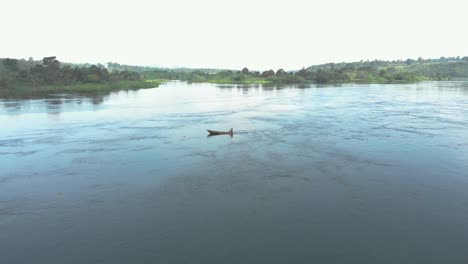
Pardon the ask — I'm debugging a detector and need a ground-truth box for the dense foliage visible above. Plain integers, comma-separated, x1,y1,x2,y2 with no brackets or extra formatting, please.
0,57,144,96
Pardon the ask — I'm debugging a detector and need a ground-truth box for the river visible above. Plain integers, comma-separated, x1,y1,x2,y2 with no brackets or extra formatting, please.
1,81,468,263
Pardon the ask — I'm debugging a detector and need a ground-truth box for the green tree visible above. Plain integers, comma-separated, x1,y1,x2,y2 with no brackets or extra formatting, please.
261,69,275,77
405,59,415,65
42,56,59,66
3,58,18,71
296,68,308,77
276,69,286,76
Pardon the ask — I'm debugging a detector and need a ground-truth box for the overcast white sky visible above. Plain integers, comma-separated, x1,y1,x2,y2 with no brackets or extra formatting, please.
1,0,467,70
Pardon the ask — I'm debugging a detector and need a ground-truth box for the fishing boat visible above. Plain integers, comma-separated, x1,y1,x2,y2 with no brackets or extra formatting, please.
207,128,233,135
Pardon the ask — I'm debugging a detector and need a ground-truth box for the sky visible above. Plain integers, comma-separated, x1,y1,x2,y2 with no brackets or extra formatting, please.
1,0,468,70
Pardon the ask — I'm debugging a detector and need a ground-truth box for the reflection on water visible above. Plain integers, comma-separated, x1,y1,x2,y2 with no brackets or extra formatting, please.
1,81,468,264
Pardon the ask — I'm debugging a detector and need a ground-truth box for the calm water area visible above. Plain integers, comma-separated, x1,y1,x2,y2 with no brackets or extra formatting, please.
1,81,468,263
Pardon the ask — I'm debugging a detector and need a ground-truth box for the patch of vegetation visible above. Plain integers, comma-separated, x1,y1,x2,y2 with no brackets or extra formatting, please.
0,80,163,98
142,56,468,85
0,57,163,98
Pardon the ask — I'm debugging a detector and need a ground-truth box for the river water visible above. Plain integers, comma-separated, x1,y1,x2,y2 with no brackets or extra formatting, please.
1,81,468,263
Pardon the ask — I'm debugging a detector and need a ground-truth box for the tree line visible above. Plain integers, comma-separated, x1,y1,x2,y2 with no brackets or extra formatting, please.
140,56,468,84
0,57,142,89
2,56,468,92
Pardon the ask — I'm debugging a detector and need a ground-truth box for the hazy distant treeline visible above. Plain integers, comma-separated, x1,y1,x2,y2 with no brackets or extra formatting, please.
140,56,468,84
301,56,468,83
106,62,223,74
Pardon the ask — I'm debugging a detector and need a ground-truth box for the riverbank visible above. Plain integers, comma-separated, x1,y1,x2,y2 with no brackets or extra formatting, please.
0,79,165,98
187,76,431,85
141,58,466,85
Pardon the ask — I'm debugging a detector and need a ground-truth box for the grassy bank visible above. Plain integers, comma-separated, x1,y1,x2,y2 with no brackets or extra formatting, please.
0,79,165,98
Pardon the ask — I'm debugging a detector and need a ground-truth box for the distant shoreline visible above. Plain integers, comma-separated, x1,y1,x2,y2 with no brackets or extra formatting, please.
1,56,467,98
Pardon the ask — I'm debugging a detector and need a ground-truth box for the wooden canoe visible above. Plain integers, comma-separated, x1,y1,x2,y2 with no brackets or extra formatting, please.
207,129,233,135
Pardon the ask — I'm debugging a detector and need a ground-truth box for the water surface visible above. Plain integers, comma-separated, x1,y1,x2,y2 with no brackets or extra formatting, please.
1,81,468,263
